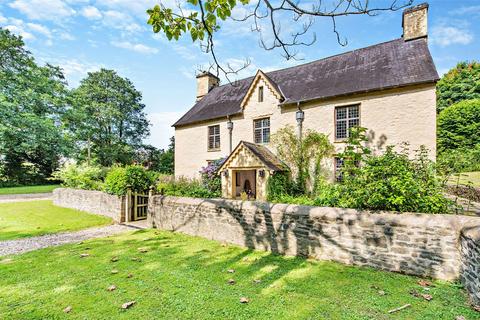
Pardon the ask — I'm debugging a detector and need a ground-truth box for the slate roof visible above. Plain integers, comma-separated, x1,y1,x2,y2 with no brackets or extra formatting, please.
219,141,286,172
174,37,438,127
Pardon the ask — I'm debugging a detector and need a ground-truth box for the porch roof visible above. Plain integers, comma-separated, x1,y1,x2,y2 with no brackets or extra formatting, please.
218,141,287,173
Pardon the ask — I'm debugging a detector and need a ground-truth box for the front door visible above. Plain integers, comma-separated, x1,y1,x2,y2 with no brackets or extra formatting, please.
233,170,257,199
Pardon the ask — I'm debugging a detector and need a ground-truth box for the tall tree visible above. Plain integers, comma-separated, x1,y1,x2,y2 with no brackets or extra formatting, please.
0,28,69,184
67,69,150,166
436,61,480,113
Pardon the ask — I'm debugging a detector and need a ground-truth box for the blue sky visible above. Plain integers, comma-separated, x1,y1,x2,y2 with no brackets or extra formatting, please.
1,0,479,149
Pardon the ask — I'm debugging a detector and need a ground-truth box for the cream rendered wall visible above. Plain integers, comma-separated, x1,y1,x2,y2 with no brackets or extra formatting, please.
175,79,437,179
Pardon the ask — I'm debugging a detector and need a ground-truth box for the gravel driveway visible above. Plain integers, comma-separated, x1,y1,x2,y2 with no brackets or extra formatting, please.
0,224,139,257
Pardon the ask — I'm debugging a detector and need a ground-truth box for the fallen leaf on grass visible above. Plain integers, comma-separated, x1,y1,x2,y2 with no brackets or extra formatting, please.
409,289,420,298
378,290,386,296
107,285,117,291
240,297,249,304
417,280,431,287
253,279,262,284
111,269,119,274
80,253,89,258
227,269,235,273
455,316,466,320
111,257,119,262
138,248,148,253
63,306,72,313
227,279,235,285
421,294,433,301
131,257,141,262
127,273,134,278
121,301,136,309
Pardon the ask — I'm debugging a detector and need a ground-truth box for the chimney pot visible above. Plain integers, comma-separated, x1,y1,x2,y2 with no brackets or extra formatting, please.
196,71,220,101
402,3,429,41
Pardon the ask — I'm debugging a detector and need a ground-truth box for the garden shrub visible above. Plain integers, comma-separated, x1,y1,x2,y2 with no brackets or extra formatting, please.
199,158,225,196
268,126,455,214
437,99,480,152
157,177,219,198
266,172,294,201
52,163,106,191
104,165,157,196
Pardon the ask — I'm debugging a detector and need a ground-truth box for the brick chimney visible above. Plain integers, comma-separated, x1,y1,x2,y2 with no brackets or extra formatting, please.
196,71,219,101
402,3,428,41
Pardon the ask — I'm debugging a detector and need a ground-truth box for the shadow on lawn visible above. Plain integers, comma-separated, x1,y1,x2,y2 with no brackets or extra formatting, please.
153,196,448,280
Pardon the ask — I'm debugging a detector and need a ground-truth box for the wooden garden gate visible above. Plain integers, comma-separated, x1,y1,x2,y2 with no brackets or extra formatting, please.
126,189,151,222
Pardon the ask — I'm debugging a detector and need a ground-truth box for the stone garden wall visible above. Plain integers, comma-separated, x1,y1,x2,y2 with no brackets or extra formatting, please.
53,188,125,223
149,196,480,304
461,227,480,305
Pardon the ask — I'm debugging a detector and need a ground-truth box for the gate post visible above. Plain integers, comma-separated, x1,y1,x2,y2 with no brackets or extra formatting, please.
125,187,132,223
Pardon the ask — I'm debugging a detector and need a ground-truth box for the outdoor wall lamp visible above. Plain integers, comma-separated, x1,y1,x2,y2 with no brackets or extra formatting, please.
227,120,233,130
259,170,265,178
223,170,229,177
296,109,305,124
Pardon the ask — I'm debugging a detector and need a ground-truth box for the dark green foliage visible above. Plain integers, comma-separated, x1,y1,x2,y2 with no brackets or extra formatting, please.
266,172,294,201
269,127,454,214
334,146,452,213
436,61,480,113
0,28,70,185
103,165,157,196
66,69,150,167
437,99,480,152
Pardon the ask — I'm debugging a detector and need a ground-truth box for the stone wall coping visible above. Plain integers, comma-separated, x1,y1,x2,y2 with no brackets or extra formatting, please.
54,188,123,199
462,226,480,241
152,195,480,231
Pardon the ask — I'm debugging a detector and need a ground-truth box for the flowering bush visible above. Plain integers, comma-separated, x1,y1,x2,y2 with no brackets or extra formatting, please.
199,157,225,196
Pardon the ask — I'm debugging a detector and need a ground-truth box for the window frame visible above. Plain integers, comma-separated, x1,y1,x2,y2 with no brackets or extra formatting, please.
253,117,270,144
207,125,221,151
334,104,360,142
258,86,264,102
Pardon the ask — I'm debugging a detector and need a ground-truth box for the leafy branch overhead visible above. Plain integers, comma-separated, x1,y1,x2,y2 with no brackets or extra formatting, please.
147,0,413,80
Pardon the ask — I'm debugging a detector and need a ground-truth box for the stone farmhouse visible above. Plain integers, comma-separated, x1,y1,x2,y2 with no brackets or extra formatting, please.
173,3,439,201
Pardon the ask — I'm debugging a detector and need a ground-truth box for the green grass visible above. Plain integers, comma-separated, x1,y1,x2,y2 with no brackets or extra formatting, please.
449,171,480,188
0,184,61,195
0,230,476,319
0,200,112,241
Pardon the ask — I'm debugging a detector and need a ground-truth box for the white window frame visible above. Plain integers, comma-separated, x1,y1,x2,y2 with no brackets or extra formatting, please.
254,117,270,144
208,125,220,150
335,104,360,141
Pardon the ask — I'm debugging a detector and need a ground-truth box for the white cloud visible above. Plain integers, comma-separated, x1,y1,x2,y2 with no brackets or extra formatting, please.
102,10,141,33
146,111,184,149
452,5,480,16
0,14,7,24
81,6,102,20
27,23,51,37
112,41,159,54
9,0,75,21
52,58,102,87
431,24,474,47
4,24,35,40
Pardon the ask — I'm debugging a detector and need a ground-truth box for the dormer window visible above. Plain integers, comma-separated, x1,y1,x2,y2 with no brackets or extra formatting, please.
258,86,264,102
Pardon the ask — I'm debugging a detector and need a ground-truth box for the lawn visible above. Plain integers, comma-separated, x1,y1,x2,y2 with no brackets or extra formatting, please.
0,200,112,241
0,184,61,195
0,230,476,319
450,172,480,188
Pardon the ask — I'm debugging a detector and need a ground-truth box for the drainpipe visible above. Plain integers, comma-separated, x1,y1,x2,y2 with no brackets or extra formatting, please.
227,117,234,153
